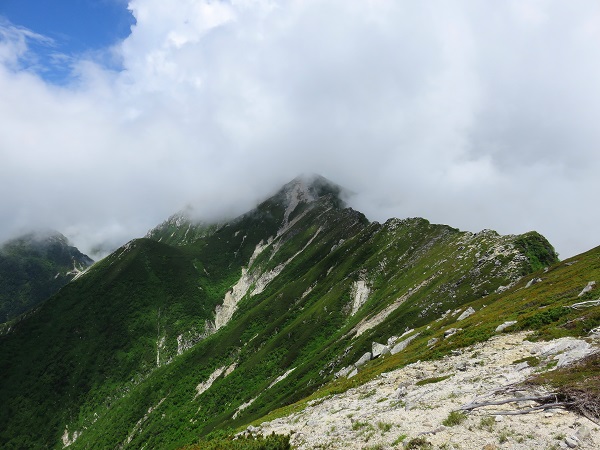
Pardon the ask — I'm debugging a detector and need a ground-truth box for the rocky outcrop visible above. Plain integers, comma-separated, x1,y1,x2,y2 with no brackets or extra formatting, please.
255,333,600,449
350,280,370,315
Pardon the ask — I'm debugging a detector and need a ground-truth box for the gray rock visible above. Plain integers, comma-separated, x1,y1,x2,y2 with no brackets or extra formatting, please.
387,336,399,347
565,436,579,448
455,362,468,371
372,342,390,358
578,281,596,297
427,337,439,348
390,333,420,355
355,352,372,367
496,285,510,294
495,321,517,333
347,368,358,378
514,362,529,371
526,277,543,288
541,338,593,367
395,386,407,398
444,328,460,338
457,306,475,321
335,365,354,378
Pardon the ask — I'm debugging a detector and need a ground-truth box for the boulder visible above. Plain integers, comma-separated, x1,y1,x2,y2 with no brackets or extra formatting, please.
565,436,579,448
525,277,543,288
444,328,460,338
427,338,439,348
496,285,510,294
539,338,593,368
354,352,372,368
372,342,390,358
495,321,517,333
390,333,420,355
335,366,354,378
578,281,596,297
456,306,475,321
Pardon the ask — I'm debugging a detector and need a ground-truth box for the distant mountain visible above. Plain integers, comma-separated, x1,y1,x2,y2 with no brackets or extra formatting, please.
0,175,576,450
0,231,93,323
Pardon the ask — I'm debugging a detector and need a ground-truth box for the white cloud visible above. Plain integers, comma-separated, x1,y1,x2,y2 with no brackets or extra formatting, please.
0,0,599,259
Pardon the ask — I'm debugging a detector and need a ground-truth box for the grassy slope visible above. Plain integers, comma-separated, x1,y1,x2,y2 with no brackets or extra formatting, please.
252,245,600,429
0,239,217,448
0,189,561,449
71,207,554,449
0,190,290,449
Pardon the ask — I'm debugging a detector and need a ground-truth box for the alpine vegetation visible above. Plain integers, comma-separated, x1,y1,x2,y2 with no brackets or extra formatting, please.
2,175,598,450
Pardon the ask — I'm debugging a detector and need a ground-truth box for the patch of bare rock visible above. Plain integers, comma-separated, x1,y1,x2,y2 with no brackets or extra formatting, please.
252,332,599,449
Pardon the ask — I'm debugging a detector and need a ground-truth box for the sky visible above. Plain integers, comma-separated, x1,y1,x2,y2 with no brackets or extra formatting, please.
0,0,599,259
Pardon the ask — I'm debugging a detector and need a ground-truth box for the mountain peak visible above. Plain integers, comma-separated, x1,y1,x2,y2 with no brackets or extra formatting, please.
2,229,68,248
273,174,349,226
280,173,348,205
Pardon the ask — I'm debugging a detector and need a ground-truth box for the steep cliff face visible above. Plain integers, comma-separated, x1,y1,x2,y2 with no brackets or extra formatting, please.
0,176,563,450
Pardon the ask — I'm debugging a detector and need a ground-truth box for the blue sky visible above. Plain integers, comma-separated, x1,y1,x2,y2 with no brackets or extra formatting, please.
0,1,599,260
0,0,134,82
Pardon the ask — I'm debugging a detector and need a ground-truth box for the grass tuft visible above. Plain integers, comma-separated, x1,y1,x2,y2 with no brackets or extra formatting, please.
415,375,452,386
442,411,467,427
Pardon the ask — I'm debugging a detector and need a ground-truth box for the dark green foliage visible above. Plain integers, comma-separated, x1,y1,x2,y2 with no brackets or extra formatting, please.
186,433,291,450
514,232,559,273
519,307,570,330
442,411,467,427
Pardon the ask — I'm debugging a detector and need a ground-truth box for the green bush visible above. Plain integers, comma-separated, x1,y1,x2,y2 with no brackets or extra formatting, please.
188,433,291,450
442,410,467,427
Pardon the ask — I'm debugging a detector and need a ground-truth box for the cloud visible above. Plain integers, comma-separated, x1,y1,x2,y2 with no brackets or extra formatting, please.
0,0,599,258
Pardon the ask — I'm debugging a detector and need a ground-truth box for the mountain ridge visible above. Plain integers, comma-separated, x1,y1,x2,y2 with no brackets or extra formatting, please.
0,175,581,450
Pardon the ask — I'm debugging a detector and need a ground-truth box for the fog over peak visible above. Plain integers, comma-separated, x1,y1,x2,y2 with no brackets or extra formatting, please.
1,0,599,259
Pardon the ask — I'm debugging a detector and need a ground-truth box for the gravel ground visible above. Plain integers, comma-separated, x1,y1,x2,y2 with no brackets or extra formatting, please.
251,332,599,449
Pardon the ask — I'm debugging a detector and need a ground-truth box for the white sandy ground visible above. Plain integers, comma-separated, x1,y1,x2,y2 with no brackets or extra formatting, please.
250,332,599,449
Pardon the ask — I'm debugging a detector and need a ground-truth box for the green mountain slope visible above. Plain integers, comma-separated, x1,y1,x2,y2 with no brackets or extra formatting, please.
247,243,600,447
0,175,560,449
0,231,93,323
